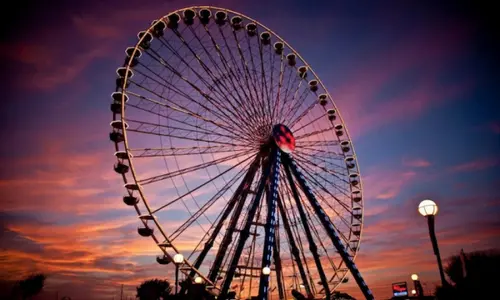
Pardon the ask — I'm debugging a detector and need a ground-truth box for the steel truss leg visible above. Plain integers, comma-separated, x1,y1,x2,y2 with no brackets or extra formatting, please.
277,194,312,297
219,148,278,299
283,163,331,299
283,154,375,300
207,158,262,283
258,149,281,299
273,238,285,300
180,158,261,295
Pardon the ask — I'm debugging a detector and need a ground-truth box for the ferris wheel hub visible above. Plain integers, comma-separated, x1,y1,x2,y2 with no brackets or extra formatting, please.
272,124,295,153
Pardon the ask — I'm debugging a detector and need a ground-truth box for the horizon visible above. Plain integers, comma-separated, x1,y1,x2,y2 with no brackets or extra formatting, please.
1,1,499,299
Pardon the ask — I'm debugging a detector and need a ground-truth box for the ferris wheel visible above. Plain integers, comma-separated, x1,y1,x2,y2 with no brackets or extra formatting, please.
109,6,373,300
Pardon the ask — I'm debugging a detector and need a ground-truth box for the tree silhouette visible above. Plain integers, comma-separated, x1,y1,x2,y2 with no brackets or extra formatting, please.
16,273,46,300
136,279,173,300
435,249,500,299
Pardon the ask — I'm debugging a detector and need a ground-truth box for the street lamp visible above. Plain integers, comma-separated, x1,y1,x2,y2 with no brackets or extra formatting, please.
418,199,448,287
410,274,422,297
411,289,416,295
173,253,184,295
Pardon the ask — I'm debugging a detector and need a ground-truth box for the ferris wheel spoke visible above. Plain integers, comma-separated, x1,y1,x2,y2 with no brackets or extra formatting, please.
294,153,350,186
291,112,328,134
302,202,339,273
294,159,351,201
215,26,267,128
129,73,246,139
143,47,253,135
167,29,258,134
271,51,285,124
128,145,249,157
195,25,263,128
242,31,269,123
281,84,310,127
231,29,268,126
293,151,347,175
294,126,337,141
125,118,251,145
295,147,344,161
295,140,340,148
248,29,273,126
126,117,245,145
137,49,250,137
168,160,251,241
188,157,261,279
292,162,353,221
139,149,254,186
289,99,321,128
125,89,249,141
275,67,296,124
150,153,255,214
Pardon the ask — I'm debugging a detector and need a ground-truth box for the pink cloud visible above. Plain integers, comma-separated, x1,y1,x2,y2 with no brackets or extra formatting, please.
363,169,417,200
450,157,499,173
402,157,431,168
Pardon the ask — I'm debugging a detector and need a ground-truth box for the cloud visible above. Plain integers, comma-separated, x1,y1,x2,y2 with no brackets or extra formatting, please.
402,157,431,168
450,157,499,173
363,169,417,201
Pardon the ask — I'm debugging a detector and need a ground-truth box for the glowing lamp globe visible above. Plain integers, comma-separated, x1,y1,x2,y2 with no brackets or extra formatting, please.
262,267,271,275
411,274,418,281
411,289,416,295
194,276,204,284
173,253,184,264
418,199,438,216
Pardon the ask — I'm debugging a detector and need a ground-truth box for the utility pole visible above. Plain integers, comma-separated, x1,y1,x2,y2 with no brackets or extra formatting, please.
120,284,124,300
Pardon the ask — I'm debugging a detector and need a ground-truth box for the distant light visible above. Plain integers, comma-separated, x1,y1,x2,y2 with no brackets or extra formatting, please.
299,284,305,288
411,289,416,295
173,253,184,264
418,199,438,216
194,276,203,284
411,274,418,281
262,267,271,275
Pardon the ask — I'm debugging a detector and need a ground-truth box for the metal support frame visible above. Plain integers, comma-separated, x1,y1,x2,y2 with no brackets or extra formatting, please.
283,163,331,299
207,158,262,283
273,238,285,300
258,149,281,299
184,148,374,300
277,194,312,297
178,159,261,295
219,148,277,299
283,153,375,300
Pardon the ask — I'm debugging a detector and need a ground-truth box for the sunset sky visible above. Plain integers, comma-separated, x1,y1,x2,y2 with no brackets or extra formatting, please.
1,0,499,299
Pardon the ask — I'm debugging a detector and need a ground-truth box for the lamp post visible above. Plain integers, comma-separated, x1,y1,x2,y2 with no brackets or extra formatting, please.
418,199,448,287
173,253,184,295
411,273,418,297
411,274,424,297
